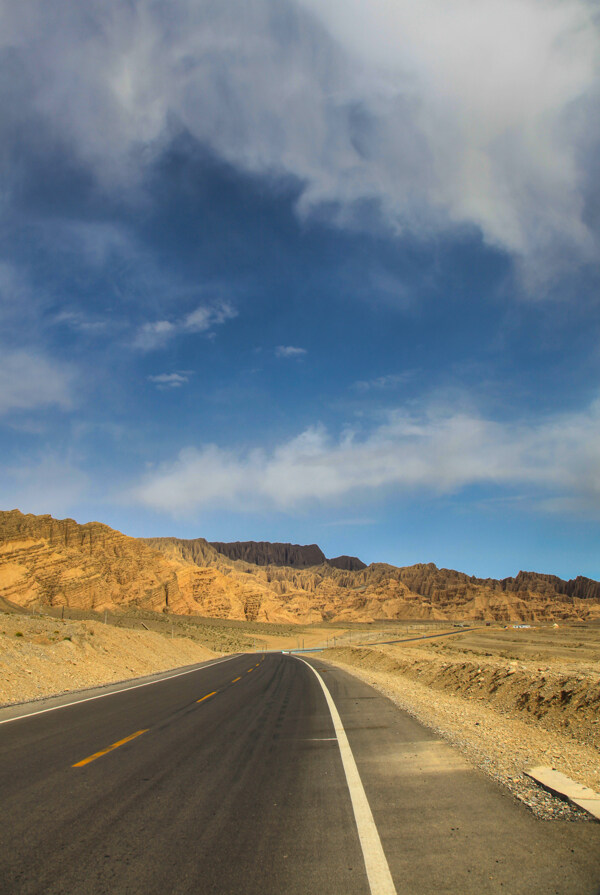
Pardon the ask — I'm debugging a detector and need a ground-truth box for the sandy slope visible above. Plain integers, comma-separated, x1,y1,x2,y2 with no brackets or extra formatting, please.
0,611,217,706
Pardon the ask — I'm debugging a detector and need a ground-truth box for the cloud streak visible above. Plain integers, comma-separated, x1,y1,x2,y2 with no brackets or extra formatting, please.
353,372,415,393
133,301,237,351
2,0,598,282
275,346,307,358
148,372,191,389
131,396,600,516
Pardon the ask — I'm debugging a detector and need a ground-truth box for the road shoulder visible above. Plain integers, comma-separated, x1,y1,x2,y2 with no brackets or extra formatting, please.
311,649,598,821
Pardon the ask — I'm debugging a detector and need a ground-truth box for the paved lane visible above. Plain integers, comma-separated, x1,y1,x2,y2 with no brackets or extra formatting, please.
0,653,599,894
0,654,367,894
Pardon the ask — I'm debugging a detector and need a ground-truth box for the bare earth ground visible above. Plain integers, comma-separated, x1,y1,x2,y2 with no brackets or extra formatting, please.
0,612,217,706
317,623,600,820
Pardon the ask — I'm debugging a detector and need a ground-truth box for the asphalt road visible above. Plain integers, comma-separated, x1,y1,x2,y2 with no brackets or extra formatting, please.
0,652,599,894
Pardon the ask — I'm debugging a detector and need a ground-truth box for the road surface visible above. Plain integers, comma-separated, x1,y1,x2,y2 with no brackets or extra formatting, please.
0,652,599,894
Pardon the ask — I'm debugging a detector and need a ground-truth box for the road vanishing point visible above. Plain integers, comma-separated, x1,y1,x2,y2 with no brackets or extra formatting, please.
1,652,599,894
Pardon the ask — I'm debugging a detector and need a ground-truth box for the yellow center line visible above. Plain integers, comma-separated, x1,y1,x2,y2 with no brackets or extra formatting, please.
197,691,218,703
232,677,241,683
73,729,148,767
247,668,253,673
255,663,260,667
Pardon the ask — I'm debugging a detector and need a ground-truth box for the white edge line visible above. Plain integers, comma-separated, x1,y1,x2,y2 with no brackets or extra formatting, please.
295,656,397,895
0,654,240,726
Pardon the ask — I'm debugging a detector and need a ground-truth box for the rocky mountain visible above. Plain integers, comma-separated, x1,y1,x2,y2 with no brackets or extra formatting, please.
499,570,600,602
327,555,367,572
395,563,600,605
1,510,599,624
0,509,185,614
143,536,600,623
207,540,366,571
209,540,327,567
0,510,265,619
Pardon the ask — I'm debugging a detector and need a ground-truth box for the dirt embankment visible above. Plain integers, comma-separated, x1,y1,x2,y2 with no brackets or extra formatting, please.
319,630,600,819
0,612,217,706
328,644,600,745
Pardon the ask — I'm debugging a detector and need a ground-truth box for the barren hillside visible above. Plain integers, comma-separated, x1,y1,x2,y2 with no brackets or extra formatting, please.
0,510,267,620
143,538,600,622
1,510,599,623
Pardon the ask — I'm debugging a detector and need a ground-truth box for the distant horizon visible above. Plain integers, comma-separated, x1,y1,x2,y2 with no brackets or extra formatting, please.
4,505,599,585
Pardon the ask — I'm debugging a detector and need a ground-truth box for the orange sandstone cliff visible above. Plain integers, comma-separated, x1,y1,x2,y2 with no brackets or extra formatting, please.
1,510,599,624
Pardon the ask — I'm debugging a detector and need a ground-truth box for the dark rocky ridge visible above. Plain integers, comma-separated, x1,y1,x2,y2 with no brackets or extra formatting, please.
209,540,365,571
327,555,367,572
209,541,326,567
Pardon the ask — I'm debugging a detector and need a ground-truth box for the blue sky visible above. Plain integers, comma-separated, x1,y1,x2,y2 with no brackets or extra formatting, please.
1,0,600,579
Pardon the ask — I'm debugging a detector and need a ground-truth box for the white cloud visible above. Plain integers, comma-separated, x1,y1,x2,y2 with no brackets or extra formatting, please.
275,346,307,358
0,351,74,415
130,395,600,516
133,320,176,351
184,303,236,332
2,0,598,280
353,372,415,392
148,372,191,389
53,310,110,334
300,0,598,258
133,301,236,351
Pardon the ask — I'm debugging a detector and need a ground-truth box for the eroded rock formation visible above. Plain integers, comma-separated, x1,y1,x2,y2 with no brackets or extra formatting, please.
208,540,366,571
0,510,185,613
1,510,599,624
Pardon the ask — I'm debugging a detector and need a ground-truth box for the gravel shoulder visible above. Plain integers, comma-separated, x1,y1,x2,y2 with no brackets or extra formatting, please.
0,611,217,706
318,642,600,821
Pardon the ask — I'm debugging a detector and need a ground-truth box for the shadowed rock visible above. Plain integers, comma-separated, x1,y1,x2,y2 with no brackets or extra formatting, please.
327,555,367,571
209,541,327,567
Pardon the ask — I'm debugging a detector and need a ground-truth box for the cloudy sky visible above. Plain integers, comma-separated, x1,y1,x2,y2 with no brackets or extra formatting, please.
1,0,600,578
